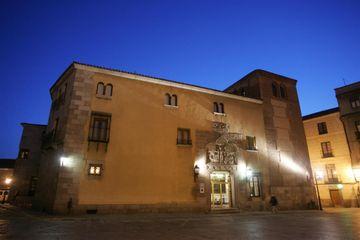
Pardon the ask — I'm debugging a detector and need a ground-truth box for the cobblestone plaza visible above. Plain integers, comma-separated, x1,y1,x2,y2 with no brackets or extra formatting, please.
1,206,360,239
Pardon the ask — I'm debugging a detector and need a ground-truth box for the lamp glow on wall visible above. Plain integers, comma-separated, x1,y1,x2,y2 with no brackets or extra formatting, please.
353,168,360,182
4,178,12,185
194,155,207,176
60,156,72,167
280,152,308,176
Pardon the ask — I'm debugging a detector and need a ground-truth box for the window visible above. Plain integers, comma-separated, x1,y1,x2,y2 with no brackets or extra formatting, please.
249,174,261,197
164,93,178,106
105,84,113,97
356,121,360,132
213,102,219,113
317,122,328,135
53,118,59,139
272,83,278,97
165,93,171,105
355,121,360,139
96,82,105,95
88,164,102,176
350,95,360,109
28,176,38,196
19,149,29,160
88,113,111,143
213,102,225,114
246,136,257,150
171,94,177,106
177,128,192,145
325,164,338,183
240,88,246,96
321,141,333,158
280,84,287,99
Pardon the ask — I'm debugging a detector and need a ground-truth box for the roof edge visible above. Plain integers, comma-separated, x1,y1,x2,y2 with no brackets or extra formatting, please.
302,107,339,121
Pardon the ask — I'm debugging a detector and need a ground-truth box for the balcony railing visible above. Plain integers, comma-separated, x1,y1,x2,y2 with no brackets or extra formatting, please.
322,153,334,158
325,177,341,184
176,139,192,145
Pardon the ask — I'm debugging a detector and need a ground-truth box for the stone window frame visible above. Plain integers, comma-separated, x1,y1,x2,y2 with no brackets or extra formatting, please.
88,112,112,143
164,93,178,108
213,102,225,115
96,82,113,99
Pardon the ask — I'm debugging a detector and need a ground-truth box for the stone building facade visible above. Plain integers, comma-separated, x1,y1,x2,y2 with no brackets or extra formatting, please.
303,108,359,207
9,123,46,206
28,62,315,214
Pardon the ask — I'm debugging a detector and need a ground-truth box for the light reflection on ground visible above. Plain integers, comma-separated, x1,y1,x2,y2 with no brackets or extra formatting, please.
1,206,359,239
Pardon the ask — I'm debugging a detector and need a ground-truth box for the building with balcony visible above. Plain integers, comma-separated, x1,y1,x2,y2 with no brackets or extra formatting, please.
303,108,358,207
16,62,315,214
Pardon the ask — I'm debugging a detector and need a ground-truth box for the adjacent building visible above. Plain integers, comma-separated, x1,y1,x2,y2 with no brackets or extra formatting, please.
0,159,15,202
10,123,46,207
335,82,360,169
14,62,316,214
303,108,358,207
303,81,360,208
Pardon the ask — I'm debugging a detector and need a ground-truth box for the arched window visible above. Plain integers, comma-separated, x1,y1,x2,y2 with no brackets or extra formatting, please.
240,88,246,96
272,83,278,97
171,94,178,106
280,84,287,99
219,103,225,113
96,82,105,95
165,93,172,105
105,84,113,97
213,102,219,113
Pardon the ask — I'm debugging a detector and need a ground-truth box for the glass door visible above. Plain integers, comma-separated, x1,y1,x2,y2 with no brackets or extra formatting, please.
211,171,231,209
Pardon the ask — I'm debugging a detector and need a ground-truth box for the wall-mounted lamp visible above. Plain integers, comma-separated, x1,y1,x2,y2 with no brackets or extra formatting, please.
353,168,360,182
194,165,200,182
246,168,253,179
4,178,12,185
60,156,72,167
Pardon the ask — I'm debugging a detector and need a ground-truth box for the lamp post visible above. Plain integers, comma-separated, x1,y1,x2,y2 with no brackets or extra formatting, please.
314,171,323,211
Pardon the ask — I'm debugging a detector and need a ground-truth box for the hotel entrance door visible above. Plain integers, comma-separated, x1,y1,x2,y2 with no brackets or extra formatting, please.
210,171,231,209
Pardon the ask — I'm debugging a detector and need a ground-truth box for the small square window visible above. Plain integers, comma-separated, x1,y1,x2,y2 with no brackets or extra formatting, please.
88,164,102,176
246,136,257,150
19,149,29,160
177,128,192,145
317,122,328,135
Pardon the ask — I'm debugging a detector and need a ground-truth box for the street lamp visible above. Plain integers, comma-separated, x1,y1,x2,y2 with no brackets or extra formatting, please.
314,170,323,211
193,165,200,182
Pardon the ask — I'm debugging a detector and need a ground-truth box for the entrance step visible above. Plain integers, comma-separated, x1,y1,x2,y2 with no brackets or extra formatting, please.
211,208,241,214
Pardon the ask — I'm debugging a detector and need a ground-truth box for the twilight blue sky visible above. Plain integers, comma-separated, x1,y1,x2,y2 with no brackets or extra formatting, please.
1,0,360,158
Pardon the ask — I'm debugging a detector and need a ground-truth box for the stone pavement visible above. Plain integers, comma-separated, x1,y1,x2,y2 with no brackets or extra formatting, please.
1,204,360,239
